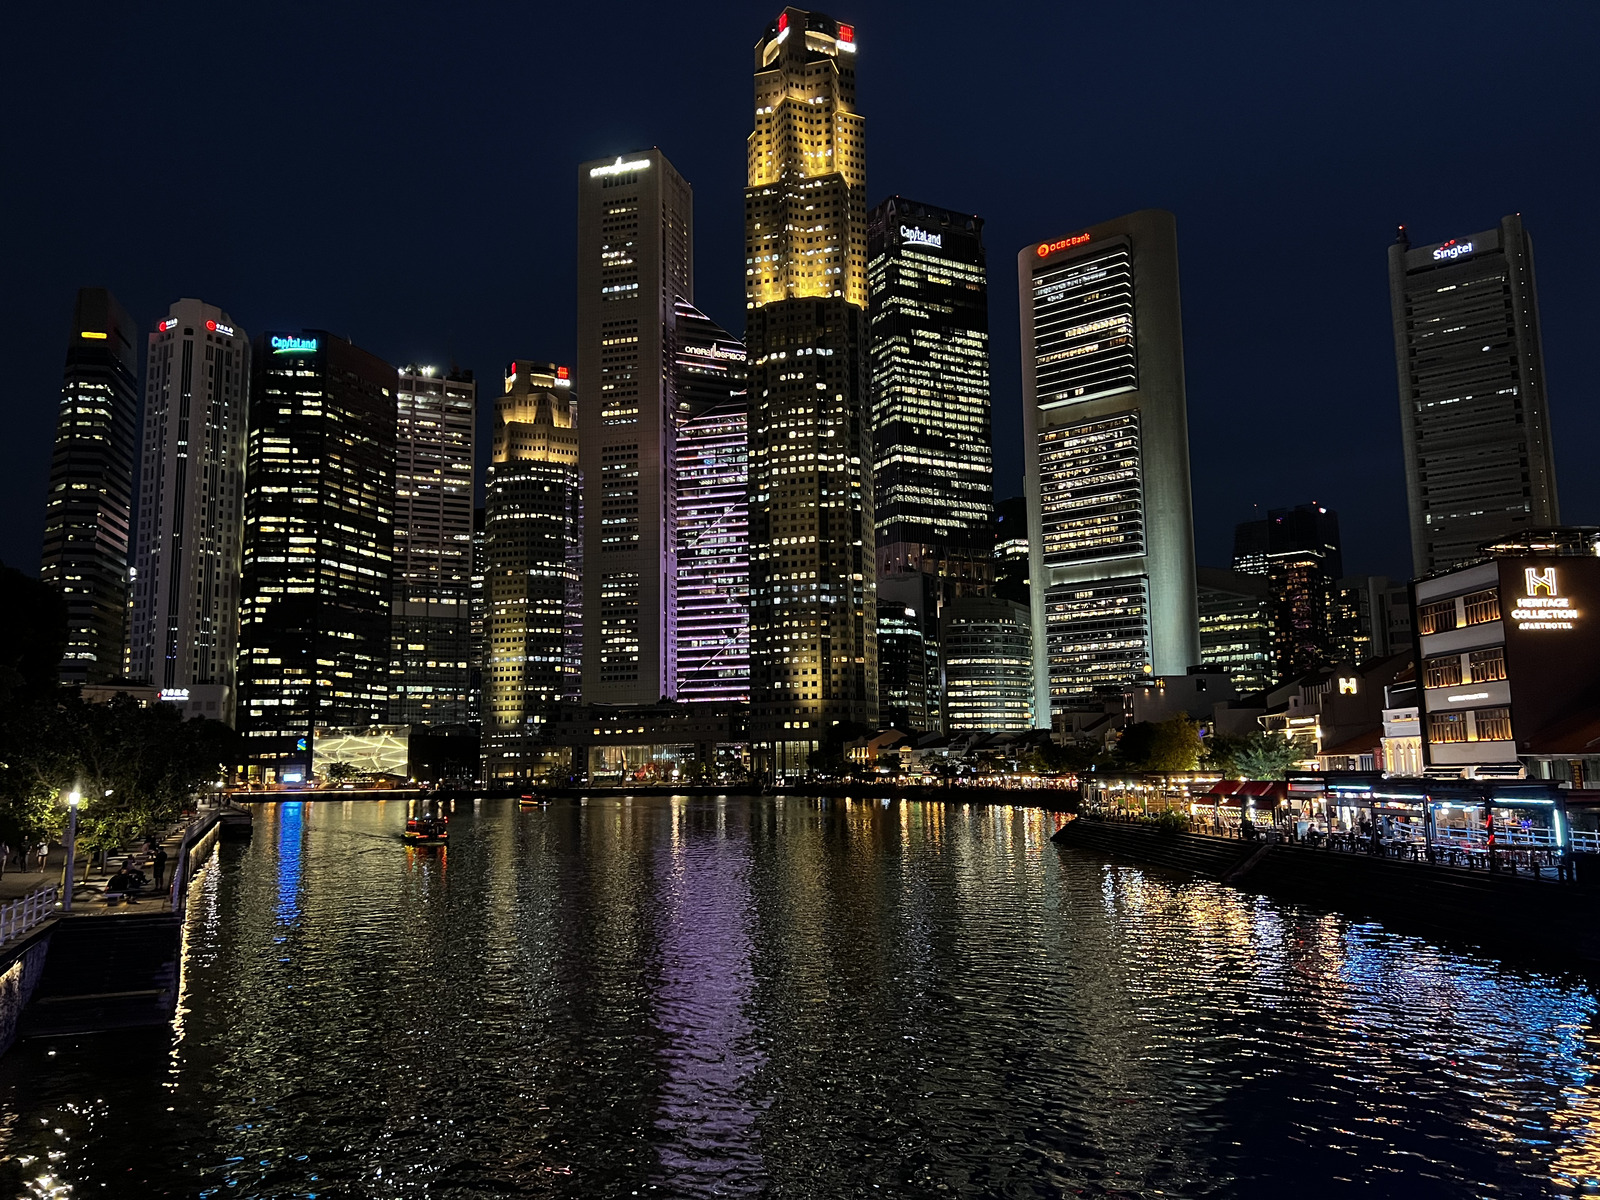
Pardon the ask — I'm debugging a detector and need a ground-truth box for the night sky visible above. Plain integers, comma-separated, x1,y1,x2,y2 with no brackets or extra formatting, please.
5,1,1596,583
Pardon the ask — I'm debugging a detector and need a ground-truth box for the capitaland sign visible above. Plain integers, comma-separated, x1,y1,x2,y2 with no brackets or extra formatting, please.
589,157,651,178
270,335,319,355
1037,233,1091,258
1432,238,1475,262
900,225,942,248
1511,566,1579,631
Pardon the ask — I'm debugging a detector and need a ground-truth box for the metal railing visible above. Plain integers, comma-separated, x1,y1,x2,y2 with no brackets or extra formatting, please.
0,886,60,945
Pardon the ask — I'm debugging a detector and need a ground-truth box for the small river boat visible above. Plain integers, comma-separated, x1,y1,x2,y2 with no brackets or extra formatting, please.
518,793,547,810
403,814,449,846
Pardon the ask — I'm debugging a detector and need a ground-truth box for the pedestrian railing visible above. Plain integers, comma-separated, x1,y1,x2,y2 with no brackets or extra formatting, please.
0,886,60,945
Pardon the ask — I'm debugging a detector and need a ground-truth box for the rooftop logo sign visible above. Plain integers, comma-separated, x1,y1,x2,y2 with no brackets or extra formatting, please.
900,225,942,248
1432,239,1475,261
1037,233,1091,258
270,335,319,355
589,157,651,178
1512,566,1578,630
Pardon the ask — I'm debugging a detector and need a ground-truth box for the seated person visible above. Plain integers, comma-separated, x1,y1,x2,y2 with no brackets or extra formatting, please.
104,870,140,903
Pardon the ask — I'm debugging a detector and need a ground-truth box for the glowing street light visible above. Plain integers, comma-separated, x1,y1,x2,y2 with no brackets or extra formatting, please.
61,790,82,911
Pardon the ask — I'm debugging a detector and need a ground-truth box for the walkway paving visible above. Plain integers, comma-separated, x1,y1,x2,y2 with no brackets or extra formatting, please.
0,808,211,914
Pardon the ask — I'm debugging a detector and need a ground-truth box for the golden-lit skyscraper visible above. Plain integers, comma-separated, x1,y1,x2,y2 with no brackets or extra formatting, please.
483,361,579,779
745,7,876,777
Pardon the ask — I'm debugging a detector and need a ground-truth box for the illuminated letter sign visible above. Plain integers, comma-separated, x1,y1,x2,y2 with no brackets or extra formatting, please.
1036,233,1091,259
1338,677,1358,695
79,330,107,340
159,687,190,702
1431,239,1475,262
589,156,652,178
900,225,942,248
1512,567,1579,630
270,335,319,355
836,22,855,50
159,318,178,332
205,319,236,337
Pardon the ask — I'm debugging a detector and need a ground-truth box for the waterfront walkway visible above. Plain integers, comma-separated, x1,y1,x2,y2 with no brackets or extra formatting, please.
0,810,203,914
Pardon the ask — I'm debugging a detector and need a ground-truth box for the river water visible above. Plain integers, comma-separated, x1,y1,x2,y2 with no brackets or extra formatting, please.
2,796,1600,1198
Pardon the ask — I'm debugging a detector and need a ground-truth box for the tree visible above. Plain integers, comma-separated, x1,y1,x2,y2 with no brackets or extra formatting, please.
1026,737,1097,776
1115,716,1203,772
323,760,357,784
1202,732,1251,776
1231,732,1303,780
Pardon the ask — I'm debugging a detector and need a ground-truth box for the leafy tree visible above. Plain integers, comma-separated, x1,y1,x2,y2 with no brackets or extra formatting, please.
323,760,357,784
1026,738,1097,775
1232,732,1304,780
1202,732,1251,776
1115,716,1203,772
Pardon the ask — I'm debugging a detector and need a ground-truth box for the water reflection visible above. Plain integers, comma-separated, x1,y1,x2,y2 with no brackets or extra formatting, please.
0,796,1596,1198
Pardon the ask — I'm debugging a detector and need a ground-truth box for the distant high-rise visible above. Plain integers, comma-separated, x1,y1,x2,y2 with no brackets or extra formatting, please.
389,367,475,726
237,332,396,779
745,8,877,774
1257,503,1342,680
41,287,139,685
875,600,927,733
674,301,750,703
1390,216,1559,575
468,505,486,730
129,299,250,721
1019,210,1200,727
577,147,693,705
868,195,993,581
1196,567,1272,695
941,597,1034,733
483,361,580,779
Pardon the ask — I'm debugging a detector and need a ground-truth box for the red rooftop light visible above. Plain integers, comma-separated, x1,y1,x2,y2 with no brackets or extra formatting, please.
837,23,854,43
205,319,217,331
557,366,569,380
777,12,787,31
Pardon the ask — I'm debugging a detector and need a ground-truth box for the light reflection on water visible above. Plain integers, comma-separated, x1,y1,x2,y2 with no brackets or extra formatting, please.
0,796,1598,1198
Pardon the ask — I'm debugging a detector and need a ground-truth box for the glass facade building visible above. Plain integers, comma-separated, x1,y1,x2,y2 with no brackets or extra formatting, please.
129,299,249,722
875,601,928,733
1389,216,1559,576
674,301,750,703
483,362,580,779
941,597,1033,732
238,331,397,778
1196,567,1272,695
1020,210,1199,726
745,7,877,774
389,367,475,726
41,287,139,685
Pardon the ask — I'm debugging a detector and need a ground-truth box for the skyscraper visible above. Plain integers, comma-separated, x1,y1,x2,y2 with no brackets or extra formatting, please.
745,8,877,774
483,361,580,779
577,147,693,705
468,505,486,730
1019,210,1200,728
41,287,139,685
129,299,250,721
1390,216,1559,576
1257,503,1342,681
1196,567,1272,695
674,300,750,703
941,597,1034,733
237,331,396,780
868,196,992,579
875,601,927,733
389,366,475,726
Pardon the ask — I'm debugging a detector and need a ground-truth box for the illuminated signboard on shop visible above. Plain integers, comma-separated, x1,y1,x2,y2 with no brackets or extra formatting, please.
589,157,651,178
900,225,941,248
1037,233,1090,258
1432,238,1474,262
1512,567,1579,630
270,335,319,355
205,319,236,336
159,688,190,702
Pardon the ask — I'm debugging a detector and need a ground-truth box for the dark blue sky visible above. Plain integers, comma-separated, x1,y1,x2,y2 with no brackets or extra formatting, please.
5,1,1596,581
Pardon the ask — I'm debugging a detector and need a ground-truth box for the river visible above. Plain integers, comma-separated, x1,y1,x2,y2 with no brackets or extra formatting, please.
2,795,1599,1197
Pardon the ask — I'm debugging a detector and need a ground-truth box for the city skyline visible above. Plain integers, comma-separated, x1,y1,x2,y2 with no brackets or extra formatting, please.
6,3,1596,587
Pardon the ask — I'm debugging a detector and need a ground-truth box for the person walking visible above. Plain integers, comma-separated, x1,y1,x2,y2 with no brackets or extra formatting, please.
151,846,169,890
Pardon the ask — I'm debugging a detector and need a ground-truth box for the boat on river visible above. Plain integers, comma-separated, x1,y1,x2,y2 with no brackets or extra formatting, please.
403,814,449,846
518,793,548,810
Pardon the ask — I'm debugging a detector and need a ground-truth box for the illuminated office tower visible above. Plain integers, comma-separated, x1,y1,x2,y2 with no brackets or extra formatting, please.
1390,216,1559,575
577,147,692,705
868,196,992,577
674,301,750,702
1019,210,1200,727
237,332,396,779
483,361,580,779
41,287,139,685
467,505,486,729
129,299,249,721
1196,567,1272,694
389,367,475,726
875,600,927,732
745,8,876,774
941,597,1033,733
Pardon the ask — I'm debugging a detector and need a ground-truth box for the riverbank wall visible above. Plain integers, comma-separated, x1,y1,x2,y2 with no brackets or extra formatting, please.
0,922,57,1057
1053,817,1600,966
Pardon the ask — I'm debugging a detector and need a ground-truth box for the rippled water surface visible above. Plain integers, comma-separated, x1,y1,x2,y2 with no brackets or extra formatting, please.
4,796,1600,1198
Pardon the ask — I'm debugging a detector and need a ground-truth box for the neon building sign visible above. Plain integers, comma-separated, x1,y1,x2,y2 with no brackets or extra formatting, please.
1432,239,1475,262
206,319,236,336
1037,233,1091,258
270,335,319,355
589,157,651,178
900,225,942,248
1512,567,1579,630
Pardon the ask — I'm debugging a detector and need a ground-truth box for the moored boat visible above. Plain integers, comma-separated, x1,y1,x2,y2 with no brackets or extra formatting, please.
403,814,449,845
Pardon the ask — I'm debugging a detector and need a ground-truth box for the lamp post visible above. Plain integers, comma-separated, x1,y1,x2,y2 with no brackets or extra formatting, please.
61,791,81,911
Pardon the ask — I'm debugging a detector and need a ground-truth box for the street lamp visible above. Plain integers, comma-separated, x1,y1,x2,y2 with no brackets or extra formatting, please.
61,791,81,911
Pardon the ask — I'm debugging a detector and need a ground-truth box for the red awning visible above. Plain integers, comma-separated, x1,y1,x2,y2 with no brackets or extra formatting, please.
1197,779,1247,801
